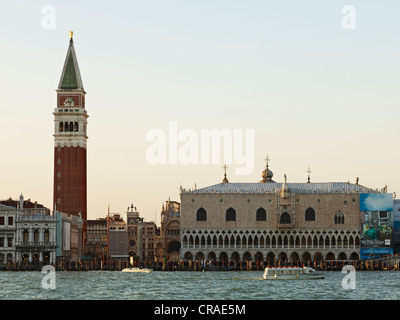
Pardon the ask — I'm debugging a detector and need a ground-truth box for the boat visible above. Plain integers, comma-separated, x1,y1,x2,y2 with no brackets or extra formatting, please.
263,267,324,280
122,256,152,273
122,267,152,273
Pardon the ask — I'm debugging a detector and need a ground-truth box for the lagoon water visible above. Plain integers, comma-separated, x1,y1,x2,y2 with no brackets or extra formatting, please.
1,270,399,300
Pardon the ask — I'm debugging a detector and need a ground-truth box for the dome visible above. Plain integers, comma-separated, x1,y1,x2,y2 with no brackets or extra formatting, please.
259,166,274,183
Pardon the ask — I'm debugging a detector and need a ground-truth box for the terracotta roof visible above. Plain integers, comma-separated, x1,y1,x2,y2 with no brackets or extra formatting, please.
0,198,48,209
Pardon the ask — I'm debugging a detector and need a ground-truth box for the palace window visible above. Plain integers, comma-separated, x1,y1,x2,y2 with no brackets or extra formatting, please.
334,212,345,224
196,208,207,221
226,208,236,221
34,229,39,243
44,230,50,243
23,229,29,242
305,207,316,221
256,208,267,221
280,212,291,224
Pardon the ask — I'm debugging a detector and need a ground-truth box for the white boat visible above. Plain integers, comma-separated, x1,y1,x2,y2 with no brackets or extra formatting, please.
122,256,152,273
263,267,324,280
122,267,152,273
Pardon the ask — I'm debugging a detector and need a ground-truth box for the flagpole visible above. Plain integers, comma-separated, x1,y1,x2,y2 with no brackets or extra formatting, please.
107,205,110,267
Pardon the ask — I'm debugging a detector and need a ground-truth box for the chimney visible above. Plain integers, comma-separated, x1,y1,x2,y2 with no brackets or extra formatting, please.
19,193,24,211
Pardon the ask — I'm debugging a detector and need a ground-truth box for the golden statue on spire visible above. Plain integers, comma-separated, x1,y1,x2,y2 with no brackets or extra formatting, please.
69,30,73,39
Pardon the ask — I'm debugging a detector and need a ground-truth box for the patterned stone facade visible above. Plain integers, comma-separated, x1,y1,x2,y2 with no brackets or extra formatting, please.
155,200,181,262
180,167,384,263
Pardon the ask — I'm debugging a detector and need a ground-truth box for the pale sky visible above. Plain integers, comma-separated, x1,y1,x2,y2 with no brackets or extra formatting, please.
0,1,399,223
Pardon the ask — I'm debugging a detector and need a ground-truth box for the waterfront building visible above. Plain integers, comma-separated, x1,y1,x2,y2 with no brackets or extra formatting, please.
179,158,386,264
155,200,181,262
53,31,88,242
109,214,128,263
15,211,57,264
126,204,156,262
85,218,108,261
0,194,50,216
55,211,83,263
0,205,17,264
0,196,57,264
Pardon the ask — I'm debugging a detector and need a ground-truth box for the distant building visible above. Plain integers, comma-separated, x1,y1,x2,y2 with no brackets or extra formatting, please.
109,213,128,262
155,200,181,262
55,211,83,263
126,204,156,262
0,195,57,264
0,204,17,264
85,218,108,261
86,213,129,264
0,194,50,216
16,212,57,264
180,159,386,263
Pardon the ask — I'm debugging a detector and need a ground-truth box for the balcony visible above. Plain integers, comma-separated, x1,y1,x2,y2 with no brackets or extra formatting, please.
16,215,57,223
15,241,57,248
277,223,294,229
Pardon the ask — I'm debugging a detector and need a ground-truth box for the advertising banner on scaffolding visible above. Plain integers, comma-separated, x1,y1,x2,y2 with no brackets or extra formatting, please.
393,199,400,253
360,193,393,259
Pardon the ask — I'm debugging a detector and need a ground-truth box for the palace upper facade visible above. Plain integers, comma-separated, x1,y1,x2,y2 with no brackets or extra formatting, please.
179,162,383,263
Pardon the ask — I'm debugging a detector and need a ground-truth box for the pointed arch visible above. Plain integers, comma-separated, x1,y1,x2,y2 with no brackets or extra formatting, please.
280,212,291,224
295,235,300,247
196,208,207,221
224,235,229,248
218,235,223,247
200,235,205,246
248,235,253,246
283,235,288,246
301,236,306,247
236,235,241,247
319,235,324,247
230,235,235,247
226,208,236,221
256,208,267,221
305,207,316,221
254,235,259,246
212,235,217,246
183,235,188,247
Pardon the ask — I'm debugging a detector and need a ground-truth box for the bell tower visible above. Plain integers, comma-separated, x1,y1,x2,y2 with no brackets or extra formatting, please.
53,31,88,241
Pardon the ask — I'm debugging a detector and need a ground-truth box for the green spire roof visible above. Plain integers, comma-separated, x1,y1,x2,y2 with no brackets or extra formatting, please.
58,38,84,90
